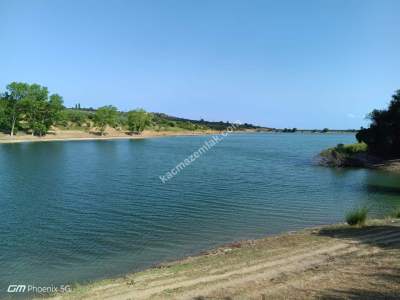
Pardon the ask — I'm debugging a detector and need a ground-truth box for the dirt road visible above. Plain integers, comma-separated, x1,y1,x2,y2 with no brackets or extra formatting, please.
53,220,400,300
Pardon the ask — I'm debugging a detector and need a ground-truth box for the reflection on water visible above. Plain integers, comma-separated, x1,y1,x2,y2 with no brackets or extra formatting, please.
366,172,400,195
0,133,399,289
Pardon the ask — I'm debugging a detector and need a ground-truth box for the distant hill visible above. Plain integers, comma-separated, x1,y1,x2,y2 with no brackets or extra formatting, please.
152,113,267,131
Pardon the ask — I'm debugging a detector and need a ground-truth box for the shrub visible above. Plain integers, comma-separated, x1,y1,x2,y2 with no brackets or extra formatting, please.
335,142,368,155
319,143,368,167
391,208,400,218
346,207,368,226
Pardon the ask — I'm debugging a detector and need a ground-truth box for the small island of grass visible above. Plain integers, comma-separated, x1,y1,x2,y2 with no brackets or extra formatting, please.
319,142,370,167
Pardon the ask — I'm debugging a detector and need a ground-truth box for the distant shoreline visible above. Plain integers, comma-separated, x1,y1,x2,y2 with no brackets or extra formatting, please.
0,129,224,144
0,129,355,145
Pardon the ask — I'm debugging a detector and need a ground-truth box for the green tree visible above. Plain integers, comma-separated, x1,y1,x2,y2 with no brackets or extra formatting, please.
94,105,118,135
17,84,64,136
48,94,64,118
3,82,30,135
127,109,152,134
45,94,64,130
356,90,400,157
20,84,50,136
0,82,64,136
0,97,8,131
58,109,88,128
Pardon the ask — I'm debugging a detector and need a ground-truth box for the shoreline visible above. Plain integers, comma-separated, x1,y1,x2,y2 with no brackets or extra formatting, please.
50,218,400,299
0,129,356,145
319,148,400,173
0,129,223,144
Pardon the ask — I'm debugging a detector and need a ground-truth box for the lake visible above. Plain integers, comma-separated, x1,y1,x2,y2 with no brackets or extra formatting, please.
1,133,399,290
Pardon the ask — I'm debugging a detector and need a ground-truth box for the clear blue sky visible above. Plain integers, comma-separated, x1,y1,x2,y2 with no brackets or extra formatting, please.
1,0,399,129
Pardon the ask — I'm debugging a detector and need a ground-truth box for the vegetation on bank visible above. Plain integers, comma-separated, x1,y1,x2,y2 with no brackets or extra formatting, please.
0,82,259,137
281,127,333,133
321,142,368,158
319,142,368,167
0,82,63,136
335,142,368,154
344,206,400,226
282,127,297,133
345,207,368,226
392,209,400,218
320,89,400,167
151,113,261,132
356,90,400,158
274,128,357,134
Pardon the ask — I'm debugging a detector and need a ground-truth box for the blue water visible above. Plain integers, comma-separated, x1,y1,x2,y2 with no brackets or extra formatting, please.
0,133,399,291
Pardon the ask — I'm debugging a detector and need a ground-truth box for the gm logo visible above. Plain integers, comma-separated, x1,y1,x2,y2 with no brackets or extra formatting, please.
7,285,26,293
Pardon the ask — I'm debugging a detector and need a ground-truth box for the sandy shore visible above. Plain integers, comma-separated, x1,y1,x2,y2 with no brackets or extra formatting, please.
0,129,221,144
48,219,400,300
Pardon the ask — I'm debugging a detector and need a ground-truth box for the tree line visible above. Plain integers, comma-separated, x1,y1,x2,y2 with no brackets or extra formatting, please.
0,82,152,136
0,81,261,137
152,113,261,131
0,82,63,136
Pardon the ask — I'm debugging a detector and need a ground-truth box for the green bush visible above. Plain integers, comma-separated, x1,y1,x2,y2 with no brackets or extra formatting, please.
321,142,367,159
346,207,368,226
356,90,400,157
391,208,400,218
335,142,368,155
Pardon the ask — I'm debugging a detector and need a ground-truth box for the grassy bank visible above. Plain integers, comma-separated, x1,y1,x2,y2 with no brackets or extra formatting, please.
48,218,400,300
319,142,400,172
319,142,368,167
317,142,392,169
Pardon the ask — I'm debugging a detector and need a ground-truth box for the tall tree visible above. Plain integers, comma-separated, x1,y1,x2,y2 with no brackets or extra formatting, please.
0,96,8,131
127,109,152,134
4,82,30,136
357,90,400,157
0,82,64,136
58,109,87,127
94,105,118,135
18,85,64,136
47,94,64,127
20,84,49,136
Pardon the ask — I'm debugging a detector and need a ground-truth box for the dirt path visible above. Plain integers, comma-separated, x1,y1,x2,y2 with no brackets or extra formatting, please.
52,220,400,300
